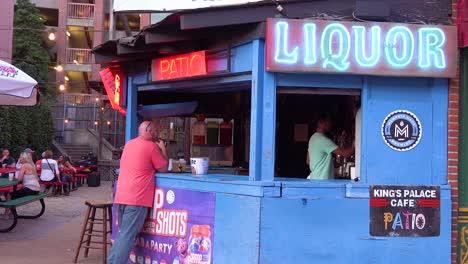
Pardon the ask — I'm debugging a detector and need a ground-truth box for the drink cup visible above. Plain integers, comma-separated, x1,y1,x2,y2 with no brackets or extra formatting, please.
8,173,14,181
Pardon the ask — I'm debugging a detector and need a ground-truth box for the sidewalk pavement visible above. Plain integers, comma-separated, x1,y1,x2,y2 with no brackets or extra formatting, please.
0,181,114,264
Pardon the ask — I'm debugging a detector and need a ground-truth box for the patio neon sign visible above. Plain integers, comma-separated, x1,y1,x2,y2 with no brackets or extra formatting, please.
152,51,207,81
265,18,457,78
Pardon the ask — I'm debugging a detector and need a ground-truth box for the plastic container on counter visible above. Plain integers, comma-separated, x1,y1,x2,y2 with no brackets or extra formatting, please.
220,121,233,146
192,120,206,145
206,121,219,145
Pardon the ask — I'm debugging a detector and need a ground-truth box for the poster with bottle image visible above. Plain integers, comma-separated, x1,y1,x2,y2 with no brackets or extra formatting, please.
112,187,216,264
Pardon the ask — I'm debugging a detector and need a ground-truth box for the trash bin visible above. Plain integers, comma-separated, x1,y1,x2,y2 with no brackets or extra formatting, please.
87,172,101,187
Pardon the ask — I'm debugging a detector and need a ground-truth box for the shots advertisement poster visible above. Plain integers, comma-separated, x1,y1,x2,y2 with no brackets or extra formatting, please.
369,185,440,237
112,187,216,264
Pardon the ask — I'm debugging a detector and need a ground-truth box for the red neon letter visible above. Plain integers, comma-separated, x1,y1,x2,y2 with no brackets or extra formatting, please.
190,54,203,76
168,59,178,79
160,60,170,80
114,74,121,106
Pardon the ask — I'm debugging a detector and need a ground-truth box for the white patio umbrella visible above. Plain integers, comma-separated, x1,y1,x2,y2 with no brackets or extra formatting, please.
0,60,38,106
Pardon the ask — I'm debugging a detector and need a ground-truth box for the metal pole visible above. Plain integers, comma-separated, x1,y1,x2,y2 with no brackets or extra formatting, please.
109,0,115,40
62,93,66,141
114,111,117,146
93,99,96,130
99,95,104,160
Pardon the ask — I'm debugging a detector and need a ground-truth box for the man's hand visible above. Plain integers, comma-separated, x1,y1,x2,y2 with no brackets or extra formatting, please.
156,139,166,151
156,139,168,161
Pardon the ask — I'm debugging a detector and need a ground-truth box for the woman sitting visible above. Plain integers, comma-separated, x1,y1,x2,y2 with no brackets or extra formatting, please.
58,155,76,193
40,150,62,195
10,152,40,199
58,155,76,173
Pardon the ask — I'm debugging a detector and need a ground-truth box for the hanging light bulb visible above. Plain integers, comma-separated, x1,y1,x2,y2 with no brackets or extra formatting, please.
59,84,65,91
54,65,63,72
48,32,56,41
107,121,111,125
66,31,71,37
64,76,69,81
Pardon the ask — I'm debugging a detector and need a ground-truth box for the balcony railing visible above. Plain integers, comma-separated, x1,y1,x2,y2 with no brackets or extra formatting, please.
68,3,94,19
66,48,93,64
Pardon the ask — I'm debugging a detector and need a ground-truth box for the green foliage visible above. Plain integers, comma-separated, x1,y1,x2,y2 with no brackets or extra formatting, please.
0,0,54,160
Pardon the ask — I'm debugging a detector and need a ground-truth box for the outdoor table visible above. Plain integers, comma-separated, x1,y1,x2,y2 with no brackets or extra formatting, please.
0,178,18,191
73,166,89,173
0,168,17,174
60,168,75,174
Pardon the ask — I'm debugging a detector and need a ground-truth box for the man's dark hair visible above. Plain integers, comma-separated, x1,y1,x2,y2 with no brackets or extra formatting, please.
317,112,332,122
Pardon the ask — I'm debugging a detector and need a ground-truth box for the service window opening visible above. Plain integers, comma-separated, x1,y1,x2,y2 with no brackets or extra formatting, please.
275,88,361,179
138,89,251,175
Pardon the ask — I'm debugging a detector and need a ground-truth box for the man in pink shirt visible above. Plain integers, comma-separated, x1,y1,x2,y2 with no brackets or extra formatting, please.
108,121,168,264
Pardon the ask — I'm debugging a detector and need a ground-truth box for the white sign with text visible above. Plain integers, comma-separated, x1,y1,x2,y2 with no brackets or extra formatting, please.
114,0,266,12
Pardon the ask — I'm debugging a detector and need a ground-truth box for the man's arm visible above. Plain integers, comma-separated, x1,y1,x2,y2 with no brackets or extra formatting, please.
306,151,310,166
7,157,16,168
152,141,169,173
333,147,355,157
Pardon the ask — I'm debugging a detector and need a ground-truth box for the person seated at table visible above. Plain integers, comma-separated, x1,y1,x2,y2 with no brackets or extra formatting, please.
58,155,76,172
0,149,16,178
87,152,97,166
40,150,63,195
15,148,35,179
10,152,40,200
74,156,89,167
58,155,76,194
35,152,45,170
1,149,16,168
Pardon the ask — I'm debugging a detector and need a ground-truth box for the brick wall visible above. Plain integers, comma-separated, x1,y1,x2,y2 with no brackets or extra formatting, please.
450,1,459,263
450,77,459,264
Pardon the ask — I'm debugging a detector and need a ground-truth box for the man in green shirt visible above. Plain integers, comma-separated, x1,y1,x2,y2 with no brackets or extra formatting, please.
307,114,354,180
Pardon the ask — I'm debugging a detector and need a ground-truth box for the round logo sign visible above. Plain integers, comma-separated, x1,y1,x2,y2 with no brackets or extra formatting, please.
381,110,422,151
166,190,175,205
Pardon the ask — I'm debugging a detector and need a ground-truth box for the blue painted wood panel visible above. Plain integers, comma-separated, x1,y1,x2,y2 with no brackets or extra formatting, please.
125,76,137,142
250,40,277,181
230,43,253,73
362,77,448,185
260,187,451,264
431,78,449,185
213,193,261,264
156,174,281,197
276,73,363,89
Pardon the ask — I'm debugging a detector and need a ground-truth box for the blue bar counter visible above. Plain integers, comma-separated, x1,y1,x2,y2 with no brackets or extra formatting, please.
156,173,451,263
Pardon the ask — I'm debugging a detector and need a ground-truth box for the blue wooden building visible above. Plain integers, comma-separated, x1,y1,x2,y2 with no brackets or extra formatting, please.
95,2,458,263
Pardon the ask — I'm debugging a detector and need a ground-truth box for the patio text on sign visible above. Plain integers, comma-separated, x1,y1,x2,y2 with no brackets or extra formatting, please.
152,51,207,81
114,74,121,107
369,185,440,237
265,18,457,78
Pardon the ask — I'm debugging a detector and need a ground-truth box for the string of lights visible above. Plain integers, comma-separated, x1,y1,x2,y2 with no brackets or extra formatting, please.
0,27,121,33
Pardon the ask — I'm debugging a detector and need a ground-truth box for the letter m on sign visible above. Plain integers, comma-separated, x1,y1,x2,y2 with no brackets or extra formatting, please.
394,124,408,138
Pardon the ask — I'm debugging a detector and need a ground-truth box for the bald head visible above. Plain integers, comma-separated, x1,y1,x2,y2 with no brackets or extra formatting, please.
139,121,156,140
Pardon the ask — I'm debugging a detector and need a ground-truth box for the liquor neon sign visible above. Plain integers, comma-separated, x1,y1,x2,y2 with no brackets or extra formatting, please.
265,18,457,78
152,51,207,81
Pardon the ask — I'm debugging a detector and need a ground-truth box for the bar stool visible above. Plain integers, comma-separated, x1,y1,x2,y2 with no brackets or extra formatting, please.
73,200,113,264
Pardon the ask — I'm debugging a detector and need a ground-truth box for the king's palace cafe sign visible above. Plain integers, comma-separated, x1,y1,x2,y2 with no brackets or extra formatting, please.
265,18,457,78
